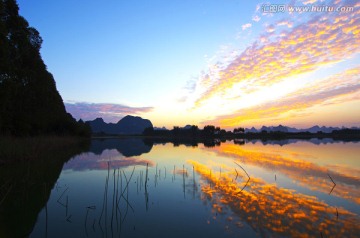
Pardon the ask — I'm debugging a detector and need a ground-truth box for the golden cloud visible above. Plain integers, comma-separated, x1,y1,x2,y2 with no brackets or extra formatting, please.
203,66,360,127
194,8,360,109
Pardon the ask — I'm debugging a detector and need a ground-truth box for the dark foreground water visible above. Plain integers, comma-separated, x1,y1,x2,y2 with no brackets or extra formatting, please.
2,138,360,237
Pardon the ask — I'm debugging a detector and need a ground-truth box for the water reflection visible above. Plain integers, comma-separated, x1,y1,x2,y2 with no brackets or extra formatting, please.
0,140,89,238
63,151,155,171
63,138,155,171
189,160,360,238
211,143,360,205
150,137,358,147
247,138,353,146
5,139,358,238
90,138,153,156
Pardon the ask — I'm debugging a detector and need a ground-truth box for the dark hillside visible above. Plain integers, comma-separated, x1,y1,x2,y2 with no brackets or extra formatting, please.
0,0,89,136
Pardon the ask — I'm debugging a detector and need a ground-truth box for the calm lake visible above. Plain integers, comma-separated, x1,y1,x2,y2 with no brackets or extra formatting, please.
17,139,360,237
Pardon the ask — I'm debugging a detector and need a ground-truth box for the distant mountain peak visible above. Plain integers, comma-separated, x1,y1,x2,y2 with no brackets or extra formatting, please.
94,118,105,122
121,115,141,120
245,125,346,133
87,115,153,135
154,127,168,131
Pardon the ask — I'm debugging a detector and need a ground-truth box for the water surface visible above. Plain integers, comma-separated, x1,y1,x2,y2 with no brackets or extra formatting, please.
28,139,360,237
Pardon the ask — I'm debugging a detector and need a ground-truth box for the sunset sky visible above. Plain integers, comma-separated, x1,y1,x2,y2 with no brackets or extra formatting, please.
18,0,360,129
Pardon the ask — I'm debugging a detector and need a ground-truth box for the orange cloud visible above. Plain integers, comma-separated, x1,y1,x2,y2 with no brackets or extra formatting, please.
202,66,360,127
194,8,360,108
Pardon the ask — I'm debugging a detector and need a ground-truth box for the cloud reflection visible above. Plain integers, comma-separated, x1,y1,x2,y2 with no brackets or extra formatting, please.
189,161,360,238
210,143,360,205
63,149,154,171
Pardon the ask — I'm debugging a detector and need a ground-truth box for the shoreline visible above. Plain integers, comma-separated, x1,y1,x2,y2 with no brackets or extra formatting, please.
90,131,360,141
0,136,90,165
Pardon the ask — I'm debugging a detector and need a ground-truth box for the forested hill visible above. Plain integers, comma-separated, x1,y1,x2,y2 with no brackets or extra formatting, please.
0,0,89,136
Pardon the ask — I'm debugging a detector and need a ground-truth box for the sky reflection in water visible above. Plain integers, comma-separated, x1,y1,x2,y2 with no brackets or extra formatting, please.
30,139,360,238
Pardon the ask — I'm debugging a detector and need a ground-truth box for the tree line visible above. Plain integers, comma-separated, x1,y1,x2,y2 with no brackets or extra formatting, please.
143,124,359,141
143,125,245,138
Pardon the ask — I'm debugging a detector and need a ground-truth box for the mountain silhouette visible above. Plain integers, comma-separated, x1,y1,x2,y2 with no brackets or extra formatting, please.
86,115,153,135
245,125,346,133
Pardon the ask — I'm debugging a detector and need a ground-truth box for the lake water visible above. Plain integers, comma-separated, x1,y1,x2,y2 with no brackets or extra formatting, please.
28,139,360,238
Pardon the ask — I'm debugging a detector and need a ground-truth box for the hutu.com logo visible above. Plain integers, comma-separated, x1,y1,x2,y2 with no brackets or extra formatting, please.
262,4,354,13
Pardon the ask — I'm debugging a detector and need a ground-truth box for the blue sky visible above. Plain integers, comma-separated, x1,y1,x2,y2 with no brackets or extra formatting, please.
17,0,360,128
18,0,252,103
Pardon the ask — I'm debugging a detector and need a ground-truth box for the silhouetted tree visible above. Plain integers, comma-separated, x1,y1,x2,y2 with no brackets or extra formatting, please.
233,127,245,134
220,129,227,136
0,0,89,136
172,126,180,137
203,125,215,137
190,125,198,137
215,127,221,135
76,119,92,137
143,127,154,136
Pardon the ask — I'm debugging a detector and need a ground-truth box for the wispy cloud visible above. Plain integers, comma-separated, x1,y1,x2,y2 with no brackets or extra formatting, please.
193,6,360,109
65,102,153,122
266,24,275,32
302,0,318,4
242,23,252,30
183,80,197,92
252,15,261,22
277,20,293,28
202,67,360,127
